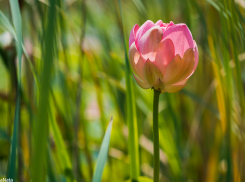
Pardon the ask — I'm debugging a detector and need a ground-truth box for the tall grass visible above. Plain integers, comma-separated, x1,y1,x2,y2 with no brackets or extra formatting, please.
0,0,244,181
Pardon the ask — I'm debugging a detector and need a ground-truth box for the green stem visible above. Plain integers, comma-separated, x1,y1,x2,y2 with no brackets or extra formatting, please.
153,89,160,182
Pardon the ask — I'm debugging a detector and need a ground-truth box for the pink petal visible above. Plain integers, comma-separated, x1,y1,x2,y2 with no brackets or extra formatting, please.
133,73,152,89
162,23,194,57
138,26,163,62
161,27,167,33
143,59,163,87
154,39,175,79
155,20,164,27
166,21,174,28
129,24,139,47
129,42,145,82
160,21,175,34
135,20,155,49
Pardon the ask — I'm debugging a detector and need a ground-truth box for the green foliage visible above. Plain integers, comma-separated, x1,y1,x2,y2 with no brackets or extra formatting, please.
0,0,244,181
31,0,57,182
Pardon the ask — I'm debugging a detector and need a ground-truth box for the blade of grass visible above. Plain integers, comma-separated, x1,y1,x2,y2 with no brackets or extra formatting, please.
49,106,73,179
6,0,23,180
0,10,40,94
117,0,140,180
22,44,40,90
0,10,17,40
92,117,113,182
31,0,57,181
208,35,227,133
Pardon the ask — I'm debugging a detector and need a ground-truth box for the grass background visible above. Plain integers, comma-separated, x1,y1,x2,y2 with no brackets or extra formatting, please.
0,0,245,181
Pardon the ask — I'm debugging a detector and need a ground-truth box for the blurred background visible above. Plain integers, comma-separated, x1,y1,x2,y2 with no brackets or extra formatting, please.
0,0,245,181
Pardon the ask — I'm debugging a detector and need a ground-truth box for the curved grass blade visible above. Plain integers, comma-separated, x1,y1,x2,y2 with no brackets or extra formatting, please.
5,0,22,180
49,107,73,179
92,117,113,182
0,11,17,39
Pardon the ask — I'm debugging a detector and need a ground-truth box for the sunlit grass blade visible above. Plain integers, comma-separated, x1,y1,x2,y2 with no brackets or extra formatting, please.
0,12,39,90
31,0,57,181
180,89,219,118
0,10,17,39
125,176,153,182
92,117,113,182
6,0,23,180
117,0,140,180
49,106,73,180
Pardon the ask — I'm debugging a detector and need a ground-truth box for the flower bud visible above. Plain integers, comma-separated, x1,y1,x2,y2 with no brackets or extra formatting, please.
129,20,198,93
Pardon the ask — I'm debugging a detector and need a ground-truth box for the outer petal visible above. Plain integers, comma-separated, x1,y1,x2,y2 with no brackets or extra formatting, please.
154,39,175,79
135,20,155,48
164,79,187,93
143,59,163,87
129,42,145,81
164,83,186,93
129,24,139,47
162,23,194,57
163,48,195,85
177,48,195,81
138,26,163,62
133,73,152,89
163,54,184,84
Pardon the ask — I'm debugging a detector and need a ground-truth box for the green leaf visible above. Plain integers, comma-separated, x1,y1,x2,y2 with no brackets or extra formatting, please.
92,117,113,182
6,0,23,180
9,0,22,62
31,0,57,181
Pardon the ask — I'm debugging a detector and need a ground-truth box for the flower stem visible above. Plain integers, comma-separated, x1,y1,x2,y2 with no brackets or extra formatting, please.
153,89,161,182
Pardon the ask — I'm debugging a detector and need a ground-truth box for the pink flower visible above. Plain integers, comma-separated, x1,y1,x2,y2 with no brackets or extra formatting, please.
129,20,198,93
